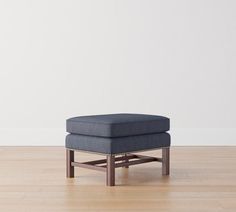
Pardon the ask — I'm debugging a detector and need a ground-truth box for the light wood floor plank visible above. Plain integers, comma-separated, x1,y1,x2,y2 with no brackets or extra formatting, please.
0,147,236,211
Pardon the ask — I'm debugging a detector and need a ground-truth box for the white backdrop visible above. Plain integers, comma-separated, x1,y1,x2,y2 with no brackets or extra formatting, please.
0,0,235,145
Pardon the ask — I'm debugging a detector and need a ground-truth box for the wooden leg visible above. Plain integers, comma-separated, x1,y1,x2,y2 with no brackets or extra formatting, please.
106,155,115,186
162,148,170,175
66,149,74,178
124,154,129,168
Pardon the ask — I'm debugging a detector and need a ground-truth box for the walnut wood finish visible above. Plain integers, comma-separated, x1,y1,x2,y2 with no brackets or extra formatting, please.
106,155,115,186
114,156,157,168
124,153,129,168
71,162,106,172
66,149,74,178
162,147,170,175
66,148,169,186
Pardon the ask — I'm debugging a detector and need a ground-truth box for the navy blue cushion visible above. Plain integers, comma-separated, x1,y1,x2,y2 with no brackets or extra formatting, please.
67,113,169,138
66,132,170,154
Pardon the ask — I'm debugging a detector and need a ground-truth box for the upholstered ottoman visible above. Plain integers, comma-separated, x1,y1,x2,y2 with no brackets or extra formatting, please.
65,114,170,186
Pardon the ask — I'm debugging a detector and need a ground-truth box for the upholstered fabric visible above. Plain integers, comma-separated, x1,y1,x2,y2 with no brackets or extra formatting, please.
66,132,170,154
67,113,169,138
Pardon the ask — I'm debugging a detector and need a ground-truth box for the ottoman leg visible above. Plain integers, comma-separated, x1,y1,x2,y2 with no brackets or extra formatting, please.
124,153,129,168
66,149,74,178
162,148,170,176
106,155,115,186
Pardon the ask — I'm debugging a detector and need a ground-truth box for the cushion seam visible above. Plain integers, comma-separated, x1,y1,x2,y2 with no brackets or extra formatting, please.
67,118,169,126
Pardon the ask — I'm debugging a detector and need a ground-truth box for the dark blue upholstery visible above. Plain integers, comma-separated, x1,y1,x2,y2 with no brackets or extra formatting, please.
66,132,170,154
67,113,169,138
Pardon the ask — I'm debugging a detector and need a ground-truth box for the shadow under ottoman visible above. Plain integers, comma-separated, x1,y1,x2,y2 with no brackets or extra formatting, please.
65,113,171,186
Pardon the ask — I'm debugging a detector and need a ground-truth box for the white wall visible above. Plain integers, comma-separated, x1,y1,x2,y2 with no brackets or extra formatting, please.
0,0,235,145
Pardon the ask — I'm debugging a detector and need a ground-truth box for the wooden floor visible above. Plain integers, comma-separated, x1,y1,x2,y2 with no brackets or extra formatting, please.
0,147,236,211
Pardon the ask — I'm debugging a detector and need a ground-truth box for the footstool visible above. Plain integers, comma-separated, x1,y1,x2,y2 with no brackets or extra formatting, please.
65,113,170,186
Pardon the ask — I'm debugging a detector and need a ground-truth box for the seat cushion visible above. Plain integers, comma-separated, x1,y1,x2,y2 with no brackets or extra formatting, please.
67,113,169,138
66,132,170,154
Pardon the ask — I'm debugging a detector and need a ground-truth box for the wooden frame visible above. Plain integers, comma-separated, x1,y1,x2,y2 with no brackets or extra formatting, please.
66,147,170,186
66,149,74,178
